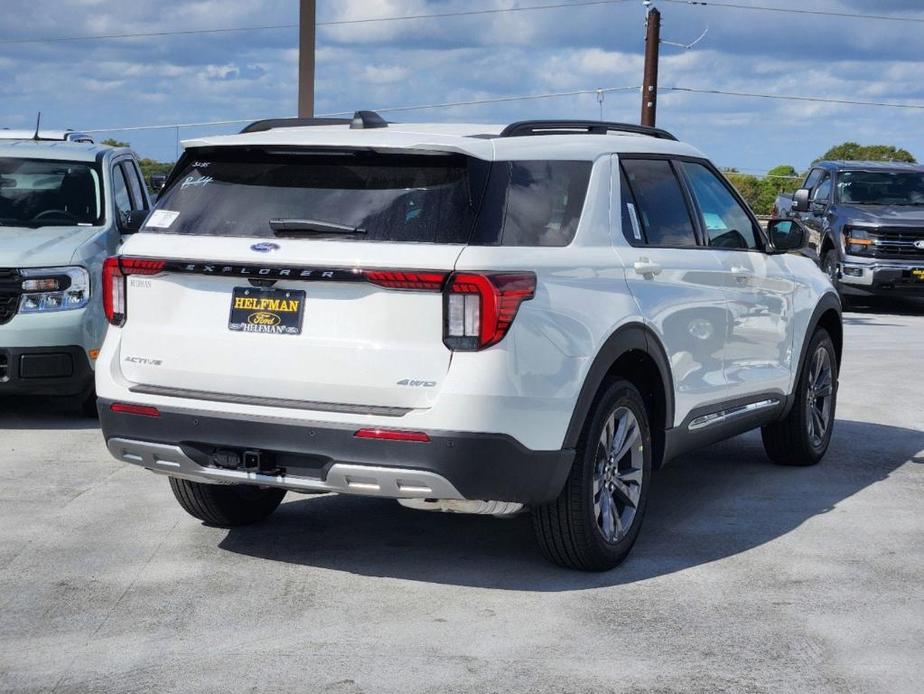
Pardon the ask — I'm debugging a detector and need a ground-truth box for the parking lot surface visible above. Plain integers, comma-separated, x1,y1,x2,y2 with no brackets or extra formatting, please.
1,306,922,694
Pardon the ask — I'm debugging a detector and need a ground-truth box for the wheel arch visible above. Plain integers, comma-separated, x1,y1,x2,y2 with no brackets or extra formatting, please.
563,323,674,468
780,292,843,419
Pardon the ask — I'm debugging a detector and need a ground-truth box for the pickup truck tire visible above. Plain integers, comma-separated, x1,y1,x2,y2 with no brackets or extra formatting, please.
821,249,850,308
79,390,99,418
532,379,652,571
168,478,286,526
761,328,837,467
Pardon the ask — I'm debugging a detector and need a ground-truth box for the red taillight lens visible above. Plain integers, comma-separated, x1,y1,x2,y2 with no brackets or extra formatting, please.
364,270,447,290
102,257,124,326
110,402,161,417
443,272,536,351
102,256,165,326
354,428,431,443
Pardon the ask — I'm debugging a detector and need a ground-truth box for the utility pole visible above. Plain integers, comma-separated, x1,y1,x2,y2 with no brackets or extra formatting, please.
640,5,661,127
298,0,316,117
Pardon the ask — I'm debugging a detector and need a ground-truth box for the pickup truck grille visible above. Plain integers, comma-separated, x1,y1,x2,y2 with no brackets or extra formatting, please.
869,227,924,261
0,268,22,325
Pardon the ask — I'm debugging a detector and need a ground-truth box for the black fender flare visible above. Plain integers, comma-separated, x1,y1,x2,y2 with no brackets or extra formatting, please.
780,291,842,418
562,323,675,450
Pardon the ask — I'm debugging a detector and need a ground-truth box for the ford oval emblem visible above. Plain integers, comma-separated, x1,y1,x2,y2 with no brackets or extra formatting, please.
914,239,924,250
250,242,280,253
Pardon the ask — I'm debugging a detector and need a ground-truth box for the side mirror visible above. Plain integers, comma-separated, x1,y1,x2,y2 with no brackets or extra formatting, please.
149,175,167,195
791,188,811,213
120,209,148,234
767,218,807,252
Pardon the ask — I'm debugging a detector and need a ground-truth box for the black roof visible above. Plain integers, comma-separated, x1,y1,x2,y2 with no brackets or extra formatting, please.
815,160,924,173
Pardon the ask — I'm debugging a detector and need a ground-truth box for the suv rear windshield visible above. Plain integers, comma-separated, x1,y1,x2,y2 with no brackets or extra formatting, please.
0,158,103,228
145,149,591,246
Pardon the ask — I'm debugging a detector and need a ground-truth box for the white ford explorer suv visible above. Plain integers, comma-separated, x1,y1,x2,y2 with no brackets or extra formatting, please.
96,113,842,571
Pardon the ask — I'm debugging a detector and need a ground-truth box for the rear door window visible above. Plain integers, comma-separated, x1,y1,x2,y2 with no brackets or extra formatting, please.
620,159,698,247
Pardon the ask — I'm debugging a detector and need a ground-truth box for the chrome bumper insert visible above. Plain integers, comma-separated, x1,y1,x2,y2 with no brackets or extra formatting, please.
106,437,464,499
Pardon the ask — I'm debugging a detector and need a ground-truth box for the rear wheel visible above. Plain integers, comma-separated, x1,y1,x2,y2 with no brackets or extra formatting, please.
532,380,652,571
761,329,837,466
169,478,286,526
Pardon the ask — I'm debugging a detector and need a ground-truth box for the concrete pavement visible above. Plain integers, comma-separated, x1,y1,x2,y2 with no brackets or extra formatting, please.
1,306,922,693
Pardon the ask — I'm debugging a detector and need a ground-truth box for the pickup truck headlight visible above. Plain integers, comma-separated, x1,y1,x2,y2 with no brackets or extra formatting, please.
843,226,874,256
19,266,90,313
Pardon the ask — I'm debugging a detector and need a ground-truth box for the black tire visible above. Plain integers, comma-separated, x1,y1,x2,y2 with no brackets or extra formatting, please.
168,478,286,526
761,328,838,467
78,389,99,418
821,248,850,308
532,379,653,571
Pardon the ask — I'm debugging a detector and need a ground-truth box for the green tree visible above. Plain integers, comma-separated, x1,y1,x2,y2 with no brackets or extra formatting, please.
137,158,174,182
100,138,130,148
723,164,800,215
767,164,798,179
815,142,916,164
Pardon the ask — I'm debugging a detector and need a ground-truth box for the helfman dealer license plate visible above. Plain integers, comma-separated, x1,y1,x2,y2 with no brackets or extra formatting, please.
228,287,306,335
912,268,924,281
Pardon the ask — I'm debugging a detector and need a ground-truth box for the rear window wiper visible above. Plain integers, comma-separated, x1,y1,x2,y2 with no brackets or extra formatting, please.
269,218,366,236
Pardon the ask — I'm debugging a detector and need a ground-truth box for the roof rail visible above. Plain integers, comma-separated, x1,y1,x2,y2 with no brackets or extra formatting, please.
499,120,677,141
240,117,351,134
240,110,390,134
0,129,94,143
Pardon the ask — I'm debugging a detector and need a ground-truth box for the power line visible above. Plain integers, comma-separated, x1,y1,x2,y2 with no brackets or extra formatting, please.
663,86,924,110
80,82,924,136
0,1,632,46
82,86,641,133
662,0,924,24
0,24,297,45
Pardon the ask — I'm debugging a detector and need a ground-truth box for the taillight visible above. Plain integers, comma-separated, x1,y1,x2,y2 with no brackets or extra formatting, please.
364,270,447,290
103,256,166,326
443,272,536,351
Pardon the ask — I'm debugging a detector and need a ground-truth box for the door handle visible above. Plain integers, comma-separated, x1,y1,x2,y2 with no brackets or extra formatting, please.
633,258,662,278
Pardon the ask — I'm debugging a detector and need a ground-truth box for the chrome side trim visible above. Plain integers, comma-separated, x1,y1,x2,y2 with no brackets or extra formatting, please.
107,438,464,499
128,384,412,417
688,398,779,431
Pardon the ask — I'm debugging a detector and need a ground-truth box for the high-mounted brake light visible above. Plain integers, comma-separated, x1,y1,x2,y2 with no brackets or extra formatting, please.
443,272,536,351
354,428,431,443
103,256,166,326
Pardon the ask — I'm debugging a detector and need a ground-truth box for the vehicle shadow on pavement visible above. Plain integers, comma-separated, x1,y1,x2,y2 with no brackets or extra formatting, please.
0,396,99,430
219,418,922,590
843,297,924,317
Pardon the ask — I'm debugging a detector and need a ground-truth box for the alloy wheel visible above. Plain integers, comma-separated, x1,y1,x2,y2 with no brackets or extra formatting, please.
593,406,645,543
805,346,834,448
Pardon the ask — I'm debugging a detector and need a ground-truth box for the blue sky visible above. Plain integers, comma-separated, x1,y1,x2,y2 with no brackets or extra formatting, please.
2,0,924,174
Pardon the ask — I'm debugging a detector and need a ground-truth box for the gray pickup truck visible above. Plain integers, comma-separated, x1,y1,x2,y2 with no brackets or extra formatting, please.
1,129,152,413
774,161,924,303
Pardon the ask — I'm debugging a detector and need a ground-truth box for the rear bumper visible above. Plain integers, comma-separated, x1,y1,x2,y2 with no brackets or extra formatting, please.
98,400,575,504
840,258,924,296
0,345,93,396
